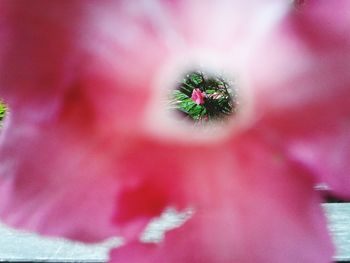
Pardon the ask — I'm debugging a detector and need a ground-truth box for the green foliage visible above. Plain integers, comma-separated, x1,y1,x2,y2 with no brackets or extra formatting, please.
0,102,7,122
169,71,238,123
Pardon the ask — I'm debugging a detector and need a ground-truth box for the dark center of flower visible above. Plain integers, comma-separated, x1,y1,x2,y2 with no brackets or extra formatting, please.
168,70,238,125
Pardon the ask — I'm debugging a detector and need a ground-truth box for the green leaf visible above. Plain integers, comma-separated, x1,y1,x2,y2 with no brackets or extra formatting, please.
191,74,202,85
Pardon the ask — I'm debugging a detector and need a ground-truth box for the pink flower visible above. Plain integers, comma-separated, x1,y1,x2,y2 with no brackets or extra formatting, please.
191,88,206,105
0,1,349,262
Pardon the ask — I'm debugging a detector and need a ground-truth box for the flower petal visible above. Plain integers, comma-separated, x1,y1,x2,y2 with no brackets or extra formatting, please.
286,0,350,199
0,1,84,120
0,115,123,242
0,0,170,128
0,108,217,242
0,1,180,240
248,1,350,198
111,134,333,263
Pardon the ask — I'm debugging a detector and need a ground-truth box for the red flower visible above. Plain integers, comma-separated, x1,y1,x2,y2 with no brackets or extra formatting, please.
0,1,349,262
191,88,206,105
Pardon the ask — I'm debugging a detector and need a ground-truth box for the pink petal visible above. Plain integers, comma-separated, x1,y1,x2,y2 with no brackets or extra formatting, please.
111,134,333,263
0,108,222,241
0,115,122,242
287,122,350,200
0,1,181,240
191,89,205,105
287,0,350,199
0,109,200,241
0,2,339,260
0,1,81,118
0,1,168,128
248,1,350,198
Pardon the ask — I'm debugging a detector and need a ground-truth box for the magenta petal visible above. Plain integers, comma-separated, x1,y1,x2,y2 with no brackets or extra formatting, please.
112,205,331,263
110,136,334,263
0,1,167,127
191,89,205,105
0,1,178,240
0,1,343,259
248,1,350,198
286,0,350,198
0,113,197,241
0,1,84,119
288,123,350,199
111,198,332,263
0,117,123,242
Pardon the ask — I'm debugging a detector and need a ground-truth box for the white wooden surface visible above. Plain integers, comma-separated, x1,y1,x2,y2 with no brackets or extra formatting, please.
0,204,348,262
324,204,350,262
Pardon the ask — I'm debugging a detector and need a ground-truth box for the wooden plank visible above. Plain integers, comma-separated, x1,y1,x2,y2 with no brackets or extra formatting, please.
0,204,348,262
0,224,121,262
324,203,350,262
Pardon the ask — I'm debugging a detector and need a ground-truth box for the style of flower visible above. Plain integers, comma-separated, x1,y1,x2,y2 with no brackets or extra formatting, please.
191,88,206,105
0,1,349,263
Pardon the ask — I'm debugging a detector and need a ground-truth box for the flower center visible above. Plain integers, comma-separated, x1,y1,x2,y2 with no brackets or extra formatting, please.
145,55,252,144
168,70,238,125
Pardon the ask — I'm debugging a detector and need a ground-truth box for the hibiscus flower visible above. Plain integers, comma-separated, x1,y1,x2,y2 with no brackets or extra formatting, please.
0,1,349,262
